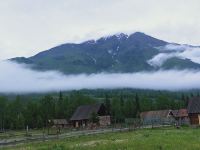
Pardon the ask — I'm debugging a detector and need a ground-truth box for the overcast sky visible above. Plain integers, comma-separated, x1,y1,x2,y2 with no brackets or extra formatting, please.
0,0,200,60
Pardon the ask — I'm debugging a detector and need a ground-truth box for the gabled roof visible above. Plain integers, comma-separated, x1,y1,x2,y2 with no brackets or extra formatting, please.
187,97,200,114
172,110,178,116
52,119,68,125
140,110,172,120
173,109,188,117
70,103,104,121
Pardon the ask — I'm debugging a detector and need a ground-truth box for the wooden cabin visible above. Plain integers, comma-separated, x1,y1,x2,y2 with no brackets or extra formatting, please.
52,119,69,128
140,110,175,125
172,109,189,125
187,97,200,125
70,103,111,128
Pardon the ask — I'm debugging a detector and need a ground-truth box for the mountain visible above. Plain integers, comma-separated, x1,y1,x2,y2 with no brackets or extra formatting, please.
11,32,200,74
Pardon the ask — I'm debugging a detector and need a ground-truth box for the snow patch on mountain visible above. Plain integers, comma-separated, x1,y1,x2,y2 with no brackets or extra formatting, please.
108,49,112,54
92,57,97,64
116,46,120,51
115,33,128,40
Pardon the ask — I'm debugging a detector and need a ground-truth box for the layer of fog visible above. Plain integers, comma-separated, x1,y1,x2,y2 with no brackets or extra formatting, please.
1,61,200,93
148,44,200,67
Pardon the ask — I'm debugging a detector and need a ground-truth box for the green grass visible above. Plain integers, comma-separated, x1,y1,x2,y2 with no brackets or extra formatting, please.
0,128,72,140
2,127,200,150
0,130,39,139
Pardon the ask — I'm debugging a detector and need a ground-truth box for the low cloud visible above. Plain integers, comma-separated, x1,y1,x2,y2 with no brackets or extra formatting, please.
1,61,200,93
148,44,200,67
147,52,179,67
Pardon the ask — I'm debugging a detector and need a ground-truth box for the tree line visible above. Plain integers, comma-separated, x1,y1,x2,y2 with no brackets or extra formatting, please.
0,90,193,130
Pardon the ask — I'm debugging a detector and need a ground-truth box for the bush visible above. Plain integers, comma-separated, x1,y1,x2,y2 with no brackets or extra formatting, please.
51,144,65,150
38,144,66,150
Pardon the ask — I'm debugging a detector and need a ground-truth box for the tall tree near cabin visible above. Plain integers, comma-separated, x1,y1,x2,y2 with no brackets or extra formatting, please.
0,97,7,131
40,95,55,128
105,94,111,115
135,93,141,118
56,91,65,118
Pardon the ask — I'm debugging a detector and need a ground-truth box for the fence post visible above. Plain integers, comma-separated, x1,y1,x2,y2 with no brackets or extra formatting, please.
43,127,45,141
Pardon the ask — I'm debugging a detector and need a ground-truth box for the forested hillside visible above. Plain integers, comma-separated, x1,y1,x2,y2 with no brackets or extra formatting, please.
0,89,196,130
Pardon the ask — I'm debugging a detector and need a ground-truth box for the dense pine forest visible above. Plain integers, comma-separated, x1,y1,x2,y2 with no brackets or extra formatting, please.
0,89,199,130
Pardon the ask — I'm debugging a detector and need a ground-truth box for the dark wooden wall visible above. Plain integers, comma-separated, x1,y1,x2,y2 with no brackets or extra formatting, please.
189,114,199,125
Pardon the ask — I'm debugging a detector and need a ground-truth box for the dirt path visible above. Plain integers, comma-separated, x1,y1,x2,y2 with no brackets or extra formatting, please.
0,125,171,148
0,128,129,148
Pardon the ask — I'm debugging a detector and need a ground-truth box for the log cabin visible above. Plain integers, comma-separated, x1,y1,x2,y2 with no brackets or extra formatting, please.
172,109,189,125
52,119,69,128
70,103,111,128
140,110,175,125
187,97,200,125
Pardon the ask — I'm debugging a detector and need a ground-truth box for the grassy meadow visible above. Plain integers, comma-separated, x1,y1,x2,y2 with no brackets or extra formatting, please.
2,127,200,150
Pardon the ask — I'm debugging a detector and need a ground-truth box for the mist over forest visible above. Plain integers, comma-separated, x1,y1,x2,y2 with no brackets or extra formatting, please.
1,61,200,93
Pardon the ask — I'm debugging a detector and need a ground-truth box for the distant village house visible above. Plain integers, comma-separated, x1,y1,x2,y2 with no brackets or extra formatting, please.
187,97,200,125
172,109,189,125
52,119,69,128
140,110,175,125
70,103,111,128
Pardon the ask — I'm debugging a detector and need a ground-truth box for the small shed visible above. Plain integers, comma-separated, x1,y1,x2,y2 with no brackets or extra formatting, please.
70,103,110,128
172,109,189,125
52,119,69,128
140,110,175,125
187,97,200,125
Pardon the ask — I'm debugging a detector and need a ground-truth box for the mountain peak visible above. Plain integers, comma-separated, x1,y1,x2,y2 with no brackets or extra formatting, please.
83,32,165,46
97,33,128,42
130,31,146,36
128,32,167,46
129,32,154,39
114,33,128,39
13,31,196,74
